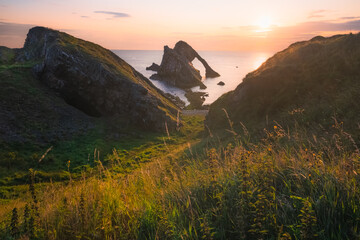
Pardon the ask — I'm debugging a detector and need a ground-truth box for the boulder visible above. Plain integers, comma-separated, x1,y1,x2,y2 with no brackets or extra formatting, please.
217,81,225,86
150,41,220,89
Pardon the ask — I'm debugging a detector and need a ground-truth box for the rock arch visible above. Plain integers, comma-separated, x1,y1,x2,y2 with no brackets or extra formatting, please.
148,41,220,89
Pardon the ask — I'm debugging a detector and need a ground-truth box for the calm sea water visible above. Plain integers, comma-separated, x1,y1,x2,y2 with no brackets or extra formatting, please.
113,50,272,105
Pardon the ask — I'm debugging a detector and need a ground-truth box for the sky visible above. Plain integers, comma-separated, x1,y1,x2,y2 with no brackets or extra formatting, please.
0,0,360,52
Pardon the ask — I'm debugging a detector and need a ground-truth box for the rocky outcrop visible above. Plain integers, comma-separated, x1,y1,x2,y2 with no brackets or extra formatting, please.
20,27,179,131
149,41,220,89
146,63,160,71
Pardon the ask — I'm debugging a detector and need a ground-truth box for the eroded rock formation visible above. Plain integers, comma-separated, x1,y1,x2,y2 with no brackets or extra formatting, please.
146,63,160,71
20,27,179,131
148,41,220,89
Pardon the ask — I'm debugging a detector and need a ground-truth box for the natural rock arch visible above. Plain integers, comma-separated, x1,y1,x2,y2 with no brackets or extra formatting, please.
148,41,220,89
173,41,220,78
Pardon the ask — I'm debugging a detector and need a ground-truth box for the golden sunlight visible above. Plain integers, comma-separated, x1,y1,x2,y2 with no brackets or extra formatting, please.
252,55,268,69
255,16,272,32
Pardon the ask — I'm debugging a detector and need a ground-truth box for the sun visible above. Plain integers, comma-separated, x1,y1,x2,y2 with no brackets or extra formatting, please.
256,16,272,32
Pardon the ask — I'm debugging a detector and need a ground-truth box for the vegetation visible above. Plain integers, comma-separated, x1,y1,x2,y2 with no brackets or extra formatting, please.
1,33,360,239
1,111,359,239
0,26,181,186
207,33,360,134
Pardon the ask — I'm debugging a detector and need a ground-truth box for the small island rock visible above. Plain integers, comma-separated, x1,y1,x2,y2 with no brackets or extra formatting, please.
146,63,160,71
150,41,220,89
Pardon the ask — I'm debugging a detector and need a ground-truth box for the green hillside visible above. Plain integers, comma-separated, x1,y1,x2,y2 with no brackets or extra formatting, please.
207,33,360,138
0,27,180,185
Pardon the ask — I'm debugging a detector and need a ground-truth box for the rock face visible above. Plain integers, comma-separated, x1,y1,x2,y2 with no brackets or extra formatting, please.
149,41,220,89
20,27,179,131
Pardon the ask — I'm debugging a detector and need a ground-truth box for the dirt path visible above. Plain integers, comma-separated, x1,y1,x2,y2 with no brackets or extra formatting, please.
181,109,209,116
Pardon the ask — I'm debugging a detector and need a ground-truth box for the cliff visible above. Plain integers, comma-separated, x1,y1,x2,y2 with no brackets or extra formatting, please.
206,33,360,133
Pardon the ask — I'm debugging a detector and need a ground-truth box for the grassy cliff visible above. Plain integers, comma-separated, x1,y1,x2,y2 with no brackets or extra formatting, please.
207,33,360,138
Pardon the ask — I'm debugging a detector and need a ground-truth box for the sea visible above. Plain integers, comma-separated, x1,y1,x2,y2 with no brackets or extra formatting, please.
113,50,273,105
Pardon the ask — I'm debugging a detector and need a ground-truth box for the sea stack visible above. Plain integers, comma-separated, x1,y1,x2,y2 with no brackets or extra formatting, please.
148,41,220,89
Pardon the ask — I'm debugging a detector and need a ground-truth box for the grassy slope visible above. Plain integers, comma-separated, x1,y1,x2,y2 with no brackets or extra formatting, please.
207,33,360,137
0,54,96,184
0,115,359,240
0,46,16,64
0,28,180,185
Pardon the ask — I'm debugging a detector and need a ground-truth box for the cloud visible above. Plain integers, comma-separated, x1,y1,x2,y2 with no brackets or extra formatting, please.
266,19,360,50
308,10,328,19
219,18,360,51
250,19,360,43
81,16,90,18
339,16,360,20
94,11,130,18
295,19,360,32
235,19,360,37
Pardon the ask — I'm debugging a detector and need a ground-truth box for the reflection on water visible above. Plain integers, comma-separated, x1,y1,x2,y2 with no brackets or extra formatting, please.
113,50,272,106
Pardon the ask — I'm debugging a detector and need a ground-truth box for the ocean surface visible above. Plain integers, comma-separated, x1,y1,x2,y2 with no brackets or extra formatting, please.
113,50,273,105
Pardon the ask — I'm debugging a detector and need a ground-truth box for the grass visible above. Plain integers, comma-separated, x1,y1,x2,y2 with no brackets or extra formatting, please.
1,32,360,239
0,114,205,191
0,46,15,64
0,113,359,239
0,64,93,184
207,33,360,132
0,47,182,186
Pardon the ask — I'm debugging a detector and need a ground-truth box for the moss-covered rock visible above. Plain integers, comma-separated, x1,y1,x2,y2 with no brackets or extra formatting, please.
18,27,179,131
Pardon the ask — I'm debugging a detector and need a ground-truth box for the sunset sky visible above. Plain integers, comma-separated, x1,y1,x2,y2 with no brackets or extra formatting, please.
1,0,360,52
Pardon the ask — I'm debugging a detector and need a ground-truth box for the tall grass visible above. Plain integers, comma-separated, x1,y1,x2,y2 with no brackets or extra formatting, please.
1,118,360,239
